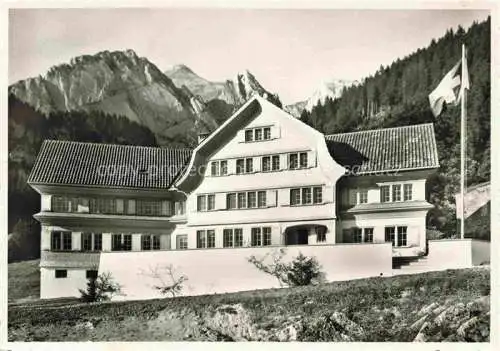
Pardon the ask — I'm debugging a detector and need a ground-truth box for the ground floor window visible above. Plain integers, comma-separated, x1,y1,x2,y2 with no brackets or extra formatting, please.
197,230,215,249
364,228,374,243
344,227,374,243
251,227,272,247
316,226,327,242
141,234,161,250
176,235,188,250
385,226,407,247
223,228,244,248
81,232,102,251
111,234,132,251
55,269,67,278
51,231,72,251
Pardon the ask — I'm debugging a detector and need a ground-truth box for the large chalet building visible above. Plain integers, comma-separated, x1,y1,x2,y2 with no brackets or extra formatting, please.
28,96,441,299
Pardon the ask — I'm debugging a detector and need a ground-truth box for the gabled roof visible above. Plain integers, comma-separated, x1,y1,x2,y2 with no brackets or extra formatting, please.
325,123,439,174
28,140,192,189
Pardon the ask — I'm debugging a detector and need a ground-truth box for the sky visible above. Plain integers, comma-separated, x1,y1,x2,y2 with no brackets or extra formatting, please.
9,8,489,105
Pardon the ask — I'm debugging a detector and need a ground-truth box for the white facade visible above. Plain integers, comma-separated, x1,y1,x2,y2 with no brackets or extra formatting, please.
29,96,440,299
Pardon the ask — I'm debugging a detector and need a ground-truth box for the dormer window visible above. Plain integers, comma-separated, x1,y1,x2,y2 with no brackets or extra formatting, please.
244,127,272,142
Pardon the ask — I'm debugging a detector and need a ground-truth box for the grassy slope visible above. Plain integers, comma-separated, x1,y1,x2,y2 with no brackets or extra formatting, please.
8,267,490,342
8,259,40,303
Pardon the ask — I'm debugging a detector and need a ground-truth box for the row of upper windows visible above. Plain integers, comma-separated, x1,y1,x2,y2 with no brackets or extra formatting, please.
342,226,408,247
50,196,186,216
197,186,323,212
50,231,163,252
348,184,413,205
210,152,311,176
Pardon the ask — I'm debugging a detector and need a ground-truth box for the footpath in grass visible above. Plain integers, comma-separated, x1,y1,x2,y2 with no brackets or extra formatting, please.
8,267,490,342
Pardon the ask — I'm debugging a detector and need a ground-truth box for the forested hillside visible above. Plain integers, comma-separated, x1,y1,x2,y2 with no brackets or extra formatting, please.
301,17,490,235
8,95,158,261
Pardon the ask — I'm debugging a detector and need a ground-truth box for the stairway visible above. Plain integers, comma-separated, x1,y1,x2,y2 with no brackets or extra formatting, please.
392,256,434,275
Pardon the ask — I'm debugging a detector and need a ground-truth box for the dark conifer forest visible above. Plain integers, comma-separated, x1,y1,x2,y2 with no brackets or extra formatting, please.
301,17,490,236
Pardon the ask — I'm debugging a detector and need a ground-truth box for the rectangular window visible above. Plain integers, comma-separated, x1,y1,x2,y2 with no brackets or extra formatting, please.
62,232,72,250
94,233,102,251
112,234,132,251
381,186,390,203
258,191,266,208
123,234,132,251
404,184,413,201
94,198,116,214
81,232,92,251
247,192,257,208
359,190,368,204
289,153,298,170
272,155,280,171
211,161,219,176
385,227,396,247
313,187,323,204
392,184,402,202
51,231,61,251
141,234,151,250
264,127,271,140
220,160,228,176
263,227,272,246
55,270,67,279
197,230,206,249
207,230,215,248
236,159,244,174
245,130,253,142
397,226,407,247
197,195,207,212
262,156,271,172
299,152,308,168
207,195,215,211
86,270,98,279
177,235,188,250
251,228,262,247
237,192,247,209
350,190,358,205
245,158,253,173
223,229,233,248
127,199,136,215
364,228,374,243
352,228,363,243
302,188,312,204
227,193,237,209
136,200,161,216
255,128,263,141
290,188,301,205
234,229,243,247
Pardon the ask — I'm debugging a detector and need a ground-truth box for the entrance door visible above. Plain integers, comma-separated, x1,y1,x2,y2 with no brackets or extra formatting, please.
285,228,309,245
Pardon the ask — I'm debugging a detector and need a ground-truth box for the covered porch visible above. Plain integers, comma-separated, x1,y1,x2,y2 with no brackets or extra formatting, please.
282,223,331,246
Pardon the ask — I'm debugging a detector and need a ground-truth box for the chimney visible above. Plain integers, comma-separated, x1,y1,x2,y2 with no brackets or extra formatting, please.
198,132,209,144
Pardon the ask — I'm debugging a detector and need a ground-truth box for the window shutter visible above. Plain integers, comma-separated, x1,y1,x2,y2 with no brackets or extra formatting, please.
271,123,281,139
278,188,290,206
237,130,245,143
174,202,181,215
266,190,277,207
324,185,334,203
127,200,136,215
215,193,226,210
161,201,169,216
116,199,124,214
271,225,282,245
226,159,235,175
160,234,171,250
72,232,81,251
308,150,317,168
254,157,261,172
132,234,141,251
279,153,288,170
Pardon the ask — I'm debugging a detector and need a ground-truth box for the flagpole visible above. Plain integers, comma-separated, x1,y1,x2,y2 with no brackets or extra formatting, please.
460,44,466,239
